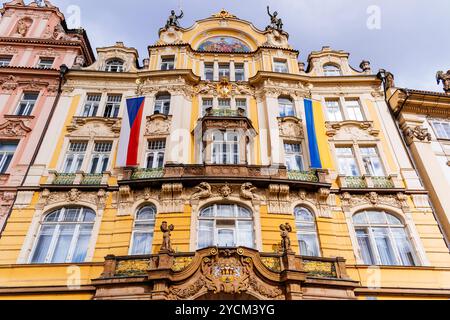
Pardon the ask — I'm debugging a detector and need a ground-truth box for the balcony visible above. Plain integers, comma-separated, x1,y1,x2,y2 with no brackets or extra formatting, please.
337,174,403,190
130,168,164,180
204,107,246,118
287,170,320,183
46,171,111,187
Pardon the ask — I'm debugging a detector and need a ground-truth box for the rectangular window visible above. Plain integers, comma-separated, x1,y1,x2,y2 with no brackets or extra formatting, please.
273,59,288,73
37,57,55,69
325,99,343,122
103,95,122,118
218,63,230,80
212,132,239,165
63,142,88,173
336,147,360,176
201,98,213,116
360,147,385,176
0,141,17,174
82,94,101,117
146,140,166,169
345,99,365,121
15,92,39,116
204,63,214,81
160,56,175,71
284,143,304,171
236,98,247,115
356,229,376,265
218,98,231,109
89,142,112,174
432,121,450,140
0,56,12,67
279,98,295,117
235,63,245,81
154,95,171,115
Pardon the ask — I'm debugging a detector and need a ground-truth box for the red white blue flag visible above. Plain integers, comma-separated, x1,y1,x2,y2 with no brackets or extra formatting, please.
117,97,145,167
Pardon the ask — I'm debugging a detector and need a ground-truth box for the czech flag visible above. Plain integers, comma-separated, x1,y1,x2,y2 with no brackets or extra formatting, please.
117,97,145,167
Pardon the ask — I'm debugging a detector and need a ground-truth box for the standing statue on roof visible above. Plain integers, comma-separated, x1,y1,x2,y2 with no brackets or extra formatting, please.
266,6,284,31
165,9,184,29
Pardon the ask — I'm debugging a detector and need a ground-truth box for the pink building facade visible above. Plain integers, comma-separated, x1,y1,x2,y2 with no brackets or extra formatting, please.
0,0,94,232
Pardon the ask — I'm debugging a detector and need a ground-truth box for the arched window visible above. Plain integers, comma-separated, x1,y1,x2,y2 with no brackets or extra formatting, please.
130,205,156,255
30,207,95,264
105,59,124,72
323,64,341,76
295,207,320,257
353,210,417,266
198,204,254,249
278,97,295,117
212,131,239,165
154,93,171,115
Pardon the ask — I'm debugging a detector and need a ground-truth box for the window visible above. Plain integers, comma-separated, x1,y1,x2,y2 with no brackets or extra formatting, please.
30,207,95,264
160,56,175,71
146,140,166,169
361,147,385,176
130,206,156,255
82,94,101,117
63,142,87,173
336,147,360,176
353,211,417,266
323,64,341,76
16,92,38,116
236,98,247,115
284,143,304,171
219,63,230,80
0,141,17,174
204,63,214,81
105,59,124,72
235,63,245,81
432,121,450,140
154,94,171,115
273,59,288,73
37,57,54,69
103,95,121,118
218,98,231,109
201,98,213,116
345,99,365,121
295,207,320,257
198,204,254,249
279,97,295,117
325,99,343,122
0,56,12,67
88,142,112,174
212,131,239,165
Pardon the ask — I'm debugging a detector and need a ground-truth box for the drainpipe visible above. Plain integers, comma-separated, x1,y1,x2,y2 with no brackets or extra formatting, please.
377,71,450,248
0,65,69,237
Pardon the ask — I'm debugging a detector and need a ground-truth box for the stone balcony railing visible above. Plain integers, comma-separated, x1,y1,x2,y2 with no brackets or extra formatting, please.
337,174,403,190
46,171,111,186
123,165,330,186
204,107,247,118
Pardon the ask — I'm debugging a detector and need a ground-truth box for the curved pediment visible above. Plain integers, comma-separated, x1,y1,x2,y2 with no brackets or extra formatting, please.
326,121,380,140
66,117,121,138
197,36,251,53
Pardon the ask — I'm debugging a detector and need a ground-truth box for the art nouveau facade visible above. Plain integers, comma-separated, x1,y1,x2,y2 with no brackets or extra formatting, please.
0,6,449,300
0,0,94,232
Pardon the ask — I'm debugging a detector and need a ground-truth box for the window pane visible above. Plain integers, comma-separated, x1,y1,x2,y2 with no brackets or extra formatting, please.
391,228,415,266
198,220,214,248
218,229,235,247
356,229,375,265
131,232,153,255
30,226,55,263
373,228,397,265
237,221,254,248
298,233,320,257
325,100,343,121
72,225,93,263
51,225,76,263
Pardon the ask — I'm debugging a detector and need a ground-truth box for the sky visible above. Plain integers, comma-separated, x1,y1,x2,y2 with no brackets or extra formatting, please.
48,0,450,91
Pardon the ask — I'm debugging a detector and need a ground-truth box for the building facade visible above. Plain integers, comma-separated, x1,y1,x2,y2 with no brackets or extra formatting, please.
0,0,94,232
0,5,449,300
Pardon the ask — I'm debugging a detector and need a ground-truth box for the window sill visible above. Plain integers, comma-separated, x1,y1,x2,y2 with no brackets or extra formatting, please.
3,114,35,120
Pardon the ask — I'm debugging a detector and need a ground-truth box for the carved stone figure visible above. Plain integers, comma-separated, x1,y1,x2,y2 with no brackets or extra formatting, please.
280,223,293,254
266,6,283,31
73,55,85,69
240,183,261,201
436,70,450,93
160,221,175,253
360,60,371,73
191,182,212,200
404,126,432,144
68,189,81,202
16,18,32,37
165,9,184,29
385,71,395,89
219,183,232,198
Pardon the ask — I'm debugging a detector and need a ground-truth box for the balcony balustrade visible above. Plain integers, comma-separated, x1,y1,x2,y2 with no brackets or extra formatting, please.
338,174,403,190
46,170,111,186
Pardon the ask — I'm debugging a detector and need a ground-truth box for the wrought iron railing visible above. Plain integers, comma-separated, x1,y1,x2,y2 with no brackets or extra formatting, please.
287,170,319,183
131,168,164,180
372,176,395,189
52,173,76,185
82,174,103,185
205,108,246,117
345,176,367,188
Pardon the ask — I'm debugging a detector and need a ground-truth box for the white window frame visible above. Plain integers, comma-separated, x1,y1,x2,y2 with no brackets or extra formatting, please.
284,142,305,171
344,99,365,121
160,55,175,71
325,99,344,122
204,62,214,81
295,207,321,257
234,63,245,81
88,142,113,174
360,146,385,176
154,95,171,115
15,92,39,116
278,97,295,117
129,206,156,255
211,131,240,165
103,94,122,118
273,59,288,73
431,121,450,140
218,63,230,80
201,97,213,117
81,94,102,117
323,64,341,76
0,141,17,174
0,56,12,67
197,204,254,249
146,140,166,169
105,59,124,72
29,207,96,264
335,146,360,177
37,57,55,69
62,141,88,173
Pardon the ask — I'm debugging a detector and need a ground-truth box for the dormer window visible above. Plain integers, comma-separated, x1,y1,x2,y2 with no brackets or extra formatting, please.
273,59,288,73
37,57,54,69
105,59,124,72
323,64,341,76
160,56,175,71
